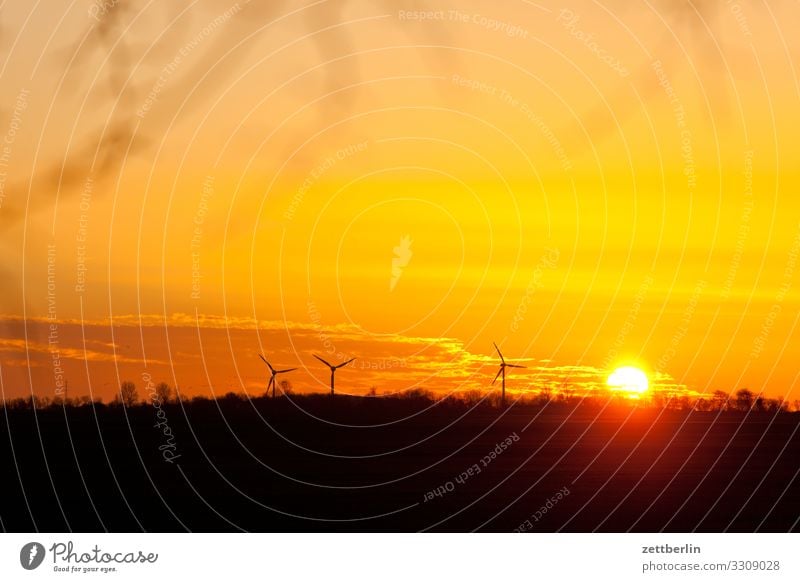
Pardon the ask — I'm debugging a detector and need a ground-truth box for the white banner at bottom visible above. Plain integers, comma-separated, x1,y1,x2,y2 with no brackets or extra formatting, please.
1,533,797,581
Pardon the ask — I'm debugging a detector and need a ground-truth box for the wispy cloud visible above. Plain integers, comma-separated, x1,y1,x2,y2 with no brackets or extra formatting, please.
0,337,159,365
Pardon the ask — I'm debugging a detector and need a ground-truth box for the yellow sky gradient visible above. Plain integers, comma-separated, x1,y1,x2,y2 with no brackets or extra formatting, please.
1,0,799,402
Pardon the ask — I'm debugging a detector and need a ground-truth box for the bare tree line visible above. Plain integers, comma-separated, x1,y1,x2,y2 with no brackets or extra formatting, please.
2,381,798,413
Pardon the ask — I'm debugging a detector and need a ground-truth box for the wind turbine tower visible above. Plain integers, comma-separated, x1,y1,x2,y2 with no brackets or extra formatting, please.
492,342,526,407
259,354,298,398
313,355,356,397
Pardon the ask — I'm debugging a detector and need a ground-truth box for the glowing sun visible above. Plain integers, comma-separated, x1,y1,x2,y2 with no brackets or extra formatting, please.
607,366,649,395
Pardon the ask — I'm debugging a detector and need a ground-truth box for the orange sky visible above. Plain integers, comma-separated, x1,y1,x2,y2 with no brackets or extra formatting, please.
1,0,799,402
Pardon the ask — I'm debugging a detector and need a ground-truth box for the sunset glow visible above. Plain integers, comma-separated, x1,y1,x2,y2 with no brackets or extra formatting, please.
0,1,798,407
607,366,650,397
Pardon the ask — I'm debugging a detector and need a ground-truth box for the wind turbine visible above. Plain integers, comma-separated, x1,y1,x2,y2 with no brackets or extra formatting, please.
313,354,355,397
492,342,526,407
259,354,297,398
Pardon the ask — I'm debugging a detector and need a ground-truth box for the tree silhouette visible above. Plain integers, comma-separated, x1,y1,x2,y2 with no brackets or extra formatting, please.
118,381,138,407
693,398,710,411
155,382,172,404
766,398,787,413
711,390,729,411
735,388,754,412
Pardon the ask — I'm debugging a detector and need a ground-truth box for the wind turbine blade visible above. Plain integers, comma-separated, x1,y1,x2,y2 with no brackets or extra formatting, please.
507,364,526,369
259,354,275,372
277,368,298,373
493,342,505,363
336,358,356,368
268,376,275,390
492,367,503,385
313,354,333,368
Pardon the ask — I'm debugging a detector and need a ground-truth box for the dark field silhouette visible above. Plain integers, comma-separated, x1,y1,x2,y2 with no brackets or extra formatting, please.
1,393,798,532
